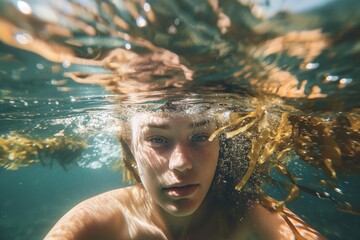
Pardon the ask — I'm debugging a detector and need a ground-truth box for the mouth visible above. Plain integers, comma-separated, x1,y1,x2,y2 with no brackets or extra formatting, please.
163,184,199,198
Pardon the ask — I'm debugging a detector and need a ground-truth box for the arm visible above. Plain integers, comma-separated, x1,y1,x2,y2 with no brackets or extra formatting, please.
44,190,128,240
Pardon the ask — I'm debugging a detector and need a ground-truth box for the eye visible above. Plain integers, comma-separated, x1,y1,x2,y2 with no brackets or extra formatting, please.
146,136,169,147
191,134,209,144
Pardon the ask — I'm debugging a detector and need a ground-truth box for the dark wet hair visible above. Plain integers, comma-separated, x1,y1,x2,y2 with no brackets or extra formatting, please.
209,133,261,227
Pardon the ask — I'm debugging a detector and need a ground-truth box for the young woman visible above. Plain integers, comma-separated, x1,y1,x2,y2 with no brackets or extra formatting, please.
45,107,325,240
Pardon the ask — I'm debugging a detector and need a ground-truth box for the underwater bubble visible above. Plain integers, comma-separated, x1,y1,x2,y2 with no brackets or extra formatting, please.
36,63,44,70
339,78,352,86
143,2,151,12
136,16,147,28
62,59,71,68
16,0,32,15
87,47,94,54
324,75,339,83
125,43,131,49
14,32,33,45
88,161,102,169
305,62,320,70
51,79,68,86
334,188,343,194
168,25,177,34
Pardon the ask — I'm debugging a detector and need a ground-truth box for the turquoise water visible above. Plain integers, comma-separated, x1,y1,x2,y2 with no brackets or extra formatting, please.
1,160,360,239
1,0,360,239
0,165,125,240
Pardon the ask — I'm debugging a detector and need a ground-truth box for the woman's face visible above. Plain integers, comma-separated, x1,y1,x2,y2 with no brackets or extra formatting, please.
129,113,220,217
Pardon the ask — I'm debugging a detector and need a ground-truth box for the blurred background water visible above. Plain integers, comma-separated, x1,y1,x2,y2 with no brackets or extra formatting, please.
1,0,359,239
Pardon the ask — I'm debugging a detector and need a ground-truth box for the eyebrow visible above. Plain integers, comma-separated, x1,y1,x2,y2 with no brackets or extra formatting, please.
192,119,210,128
147,119,211,130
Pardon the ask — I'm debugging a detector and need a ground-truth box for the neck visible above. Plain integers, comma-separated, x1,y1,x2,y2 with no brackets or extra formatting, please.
152,197,215,239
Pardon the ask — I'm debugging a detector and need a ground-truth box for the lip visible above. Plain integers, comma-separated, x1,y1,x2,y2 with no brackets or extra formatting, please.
163,184,199,198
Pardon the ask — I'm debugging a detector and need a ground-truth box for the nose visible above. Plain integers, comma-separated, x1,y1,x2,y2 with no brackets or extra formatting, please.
169,142,193,172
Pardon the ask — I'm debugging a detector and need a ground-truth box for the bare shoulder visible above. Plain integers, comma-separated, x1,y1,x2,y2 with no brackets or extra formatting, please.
44,185,143,240
248,203,327,240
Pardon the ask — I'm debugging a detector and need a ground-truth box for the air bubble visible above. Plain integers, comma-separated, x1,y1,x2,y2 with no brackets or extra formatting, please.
36,63,44,70
168,25,177,34
17,0,32,15
143,2,151,12
125,43,131,50
305,62,319,70
339,78,352,86
136,16,147,28
324,75,339,83
14,33,33,45
62,59,71,68
87,47,94,54
89,161,102,169
334,188,343,194
51,79,67,86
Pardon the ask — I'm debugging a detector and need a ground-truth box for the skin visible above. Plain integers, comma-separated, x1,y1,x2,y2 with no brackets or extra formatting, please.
45,113,326,240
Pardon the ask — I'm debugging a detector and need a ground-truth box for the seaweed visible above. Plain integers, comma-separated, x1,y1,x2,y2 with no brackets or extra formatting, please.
0,132,87,170
209,97,360,219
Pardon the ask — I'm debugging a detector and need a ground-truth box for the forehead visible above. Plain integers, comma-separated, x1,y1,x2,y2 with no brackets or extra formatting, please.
130,112,216,129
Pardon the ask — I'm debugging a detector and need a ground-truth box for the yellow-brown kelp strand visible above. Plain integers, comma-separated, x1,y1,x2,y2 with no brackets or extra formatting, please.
289,114,360,176
0,132,87,170
209,99,360,215
209,99,295,191
213,104,359,186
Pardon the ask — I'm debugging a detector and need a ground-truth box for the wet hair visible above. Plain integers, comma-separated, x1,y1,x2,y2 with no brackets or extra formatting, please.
209,132,262,227
118,133,141,183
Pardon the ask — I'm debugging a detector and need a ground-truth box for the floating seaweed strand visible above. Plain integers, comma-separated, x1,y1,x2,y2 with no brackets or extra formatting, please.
0,132,87,170
209,98,360,223
209,100,293,191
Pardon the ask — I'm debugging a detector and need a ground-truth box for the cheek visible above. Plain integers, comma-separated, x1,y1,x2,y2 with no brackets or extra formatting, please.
134,147,165,179
211,140,220,159
204,140,220,163
194,141,220,172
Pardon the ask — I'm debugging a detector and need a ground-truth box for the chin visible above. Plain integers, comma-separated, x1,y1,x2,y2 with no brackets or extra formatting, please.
165,199,202,217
